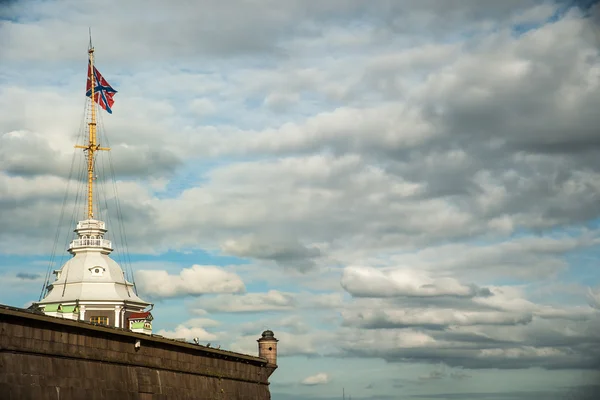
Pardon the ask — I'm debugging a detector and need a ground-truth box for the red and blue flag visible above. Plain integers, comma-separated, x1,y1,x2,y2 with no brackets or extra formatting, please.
86,63,117,114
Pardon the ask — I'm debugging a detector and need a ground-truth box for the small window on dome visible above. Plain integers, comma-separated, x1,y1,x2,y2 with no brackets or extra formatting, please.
90,316,109,325
89,266,105,276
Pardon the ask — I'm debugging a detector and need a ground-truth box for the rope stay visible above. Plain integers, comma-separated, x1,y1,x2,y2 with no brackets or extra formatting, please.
97,111,138,293
39,99,88,301
40,45,138,299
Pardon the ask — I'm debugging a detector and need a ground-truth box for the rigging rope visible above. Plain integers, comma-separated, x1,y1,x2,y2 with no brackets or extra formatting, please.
94,129,126,279
96,137,128,281
40,80,140,301
57,102,89,297
38,97,89,301
97,110,138,293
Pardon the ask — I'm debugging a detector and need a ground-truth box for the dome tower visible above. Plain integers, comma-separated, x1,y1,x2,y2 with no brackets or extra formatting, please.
31,39,153,333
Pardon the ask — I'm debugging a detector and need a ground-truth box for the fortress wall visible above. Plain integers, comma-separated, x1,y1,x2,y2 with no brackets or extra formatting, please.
0,306,275,400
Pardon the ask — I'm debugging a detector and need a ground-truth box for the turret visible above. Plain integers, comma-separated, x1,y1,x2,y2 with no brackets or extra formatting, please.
257,330,278,366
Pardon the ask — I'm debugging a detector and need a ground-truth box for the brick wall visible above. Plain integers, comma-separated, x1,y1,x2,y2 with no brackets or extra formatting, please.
0,306,275,400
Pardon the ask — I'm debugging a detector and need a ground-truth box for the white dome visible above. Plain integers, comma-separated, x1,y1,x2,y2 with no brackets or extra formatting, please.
41,252,148,305
37,219,150,308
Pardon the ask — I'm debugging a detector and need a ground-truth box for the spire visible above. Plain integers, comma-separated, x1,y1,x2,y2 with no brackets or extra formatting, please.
75,33,110,220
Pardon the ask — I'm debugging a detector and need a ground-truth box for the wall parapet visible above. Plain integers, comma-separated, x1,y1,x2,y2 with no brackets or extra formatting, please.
0,304,268,366
0,304,276,400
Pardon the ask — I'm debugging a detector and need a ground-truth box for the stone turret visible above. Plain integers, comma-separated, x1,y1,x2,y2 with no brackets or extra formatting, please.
257,330,278,366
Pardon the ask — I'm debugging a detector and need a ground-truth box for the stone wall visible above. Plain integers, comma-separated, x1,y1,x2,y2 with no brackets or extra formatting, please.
0,305,275,400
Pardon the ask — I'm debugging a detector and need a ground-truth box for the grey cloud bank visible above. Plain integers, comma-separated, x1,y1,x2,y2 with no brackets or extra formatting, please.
2,1,600,399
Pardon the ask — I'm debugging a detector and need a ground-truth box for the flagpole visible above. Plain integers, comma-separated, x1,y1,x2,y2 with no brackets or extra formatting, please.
75,31,110,220
87,38,97,219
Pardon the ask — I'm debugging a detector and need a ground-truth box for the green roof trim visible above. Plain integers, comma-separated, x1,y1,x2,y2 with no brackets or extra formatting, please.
130,321,146,329
44,304,59,312
59,305,78,313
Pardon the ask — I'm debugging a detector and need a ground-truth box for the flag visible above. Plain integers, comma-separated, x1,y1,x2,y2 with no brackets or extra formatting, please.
86,63,117,114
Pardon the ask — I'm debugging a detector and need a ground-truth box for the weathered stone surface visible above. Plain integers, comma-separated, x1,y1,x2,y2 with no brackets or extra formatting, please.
0,306,275,400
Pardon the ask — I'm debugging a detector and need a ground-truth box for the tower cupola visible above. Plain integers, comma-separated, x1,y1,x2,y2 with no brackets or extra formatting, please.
68,219,113,255
257,330,278,366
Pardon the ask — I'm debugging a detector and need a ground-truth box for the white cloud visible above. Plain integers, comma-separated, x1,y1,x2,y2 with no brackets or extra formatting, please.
301,373,331,386
192,290,296,313
2,2,600,397
337,318,600,370
378,233,598,281
230,104,439,155
236,314,311,336
342,308,533,329
341,266,485,298
221,234,321,272
511,3,557,25
136,265,245,299
156,318,219,342
263,91,300,112
418,370,446,382
335,284,600,370
189,98,216,116
587,287,600,310
308,292,345,309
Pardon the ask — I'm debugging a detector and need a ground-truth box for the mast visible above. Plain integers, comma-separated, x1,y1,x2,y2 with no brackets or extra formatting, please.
75,32,110,220
36,32,143,306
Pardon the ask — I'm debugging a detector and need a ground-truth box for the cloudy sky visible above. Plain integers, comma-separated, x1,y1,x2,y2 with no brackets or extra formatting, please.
2,0,600,399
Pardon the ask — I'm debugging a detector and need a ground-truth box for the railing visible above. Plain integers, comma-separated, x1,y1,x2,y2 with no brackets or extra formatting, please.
76,220,106,230
69,238,112,249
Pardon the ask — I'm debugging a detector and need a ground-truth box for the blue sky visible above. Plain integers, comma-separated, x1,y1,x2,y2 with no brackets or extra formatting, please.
2,0,600,399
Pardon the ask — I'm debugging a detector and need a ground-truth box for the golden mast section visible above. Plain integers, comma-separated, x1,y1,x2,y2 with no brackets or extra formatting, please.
75,45,110,220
